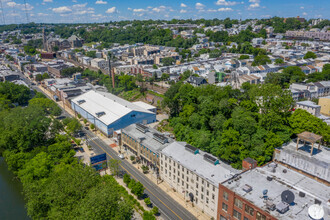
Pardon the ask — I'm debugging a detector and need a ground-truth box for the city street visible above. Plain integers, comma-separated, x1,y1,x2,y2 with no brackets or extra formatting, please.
8,62,197,220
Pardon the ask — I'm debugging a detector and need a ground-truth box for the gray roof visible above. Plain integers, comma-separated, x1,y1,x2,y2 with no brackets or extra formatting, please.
223,162,330,219
296,100,320,108
122,124,173,154
161,142,239,186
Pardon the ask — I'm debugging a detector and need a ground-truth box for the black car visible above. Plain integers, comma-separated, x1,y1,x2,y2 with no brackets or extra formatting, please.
56,115,66,120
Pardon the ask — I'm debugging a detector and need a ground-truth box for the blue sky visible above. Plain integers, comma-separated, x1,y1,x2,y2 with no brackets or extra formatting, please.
1,0,329,24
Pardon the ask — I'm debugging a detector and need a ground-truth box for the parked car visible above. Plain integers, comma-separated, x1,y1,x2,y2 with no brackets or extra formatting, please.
118,154,125,159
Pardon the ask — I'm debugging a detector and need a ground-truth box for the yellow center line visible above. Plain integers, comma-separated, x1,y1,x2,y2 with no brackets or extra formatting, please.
86,134,183,220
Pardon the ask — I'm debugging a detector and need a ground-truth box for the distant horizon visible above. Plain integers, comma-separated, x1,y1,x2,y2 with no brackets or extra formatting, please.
1,16,329,26
0,0,329,25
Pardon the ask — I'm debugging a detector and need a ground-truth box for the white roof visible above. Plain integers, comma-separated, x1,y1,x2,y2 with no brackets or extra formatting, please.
132,101,156,110
72,90,154,125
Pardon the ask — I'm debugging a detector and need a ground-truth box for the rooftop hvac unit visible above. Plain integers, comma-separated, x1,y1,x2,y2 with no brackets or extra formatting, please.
153,133,168,144
136,123,148,133
203,154,219,165
242,184,253,193
267,176,273,181
276,201,289,214
77,99,85,105
95,111,106,118
314,199,322,205
266,201,276,211
185,144,199,154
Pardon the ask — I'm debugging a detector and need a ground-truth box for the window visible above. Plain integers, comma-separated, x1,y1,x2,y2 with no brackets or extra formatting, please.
178,171,180,175
233,210,242,220
201,187,204,192
222,203,228,212
169,172,171,177
182,174,184,178
177,178,180,183
182,181,184,186
201,194,204,199
169,166,171,170
212,194,215,200
207,182,209,188
186,184,188,189
187,170,189,175
182,167,184,172
206,190,209,196
165,169,167,174
202,179,204,184
161,167,163,171
196,176,199,181
186,177,189,182
196,183,199,188
256,212,266,220
178,164,180,169
234,198,243,209
223,191,229,201
206,198,209,204
165,163,167,168
220,215,227,220
213,186,215,191
161,160,163,164
196,190,198,196
245,205,254,216
244,217,249,220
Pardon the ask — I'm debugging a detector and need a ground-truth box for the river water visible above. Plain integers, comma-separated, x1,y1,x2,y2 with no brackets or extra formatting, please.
0,157,30,220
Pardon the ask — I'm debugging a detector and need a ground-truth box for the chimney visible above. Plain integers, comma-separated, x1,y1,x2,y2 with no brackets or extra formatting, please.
242,158,258,171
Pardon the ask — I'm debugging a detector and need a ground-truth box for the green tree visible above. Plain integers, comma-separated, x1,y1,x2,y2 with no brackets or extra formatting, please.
144,197,151,206
303,51,317,59
131,181,144,198
151,206,159,215
274,58,284,64
252,55,271,66
123,173,131,186
109,159,121,176
143,211,156,220
161,57,175,66
90,123,95,130
239,55,249,60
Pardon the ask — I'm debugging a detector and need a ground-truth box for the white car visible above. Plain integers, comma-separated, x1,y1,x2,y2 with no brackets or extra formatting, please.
118,154,125,159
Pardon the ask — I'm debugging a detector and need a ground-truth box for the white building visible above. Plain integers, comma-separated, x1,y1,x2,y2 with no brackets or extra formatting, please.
91,58,106,69
159,142,239,219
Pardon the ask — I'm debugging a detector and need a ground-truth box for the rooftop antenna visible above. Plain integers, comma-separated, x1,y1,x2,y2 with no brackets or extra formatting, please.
23,0,29,23
308,204,324,220
0,0,5,25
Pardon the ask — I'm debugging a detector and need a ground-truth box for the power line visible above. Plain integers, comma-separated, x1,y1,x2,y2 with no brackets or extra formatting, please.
23,0,29,23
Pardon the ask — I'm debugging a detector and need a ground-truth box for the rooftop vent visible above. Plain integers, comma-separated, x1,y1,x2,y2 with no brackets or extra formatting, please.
153,133,168,144
136,123,148,133
95,111,106,117
299,192,305,197
185,144,199,154
203,154,219,165
314,199,322,205
267,176,273,181
77,99,85,105
242,184,253,193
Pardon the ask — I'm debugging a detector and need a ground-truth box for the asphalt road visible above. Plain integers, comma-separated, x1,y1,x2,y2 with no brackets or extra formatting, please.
5,60,197,220
84,129,197,220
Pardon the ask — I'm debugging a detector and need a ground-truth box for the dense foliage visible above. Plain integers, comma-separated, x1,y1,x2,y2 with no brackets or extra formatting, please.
0,82,135,219
163,81,328,168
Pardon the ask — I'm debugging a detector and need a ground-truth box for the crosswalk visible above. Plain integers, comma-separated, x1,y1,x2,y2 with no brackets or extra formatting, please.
87,137,99,142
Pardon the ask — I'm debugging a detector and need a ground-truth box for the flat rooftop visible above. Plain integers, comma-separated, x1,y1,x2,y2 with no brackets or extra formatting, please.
161,142,239,186
122,123,173,153
223,162,330,219
274,141,330,182
72,90,155,126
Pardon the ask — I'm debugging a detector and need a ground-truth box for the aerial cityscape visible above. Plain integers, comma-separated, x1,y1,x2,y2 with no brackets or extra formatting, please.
0,0,329,220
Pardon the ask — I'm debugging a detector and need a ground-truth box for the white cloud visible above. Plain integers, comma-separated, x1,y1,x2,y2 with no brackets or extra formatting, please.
95,0,107,4
7,2,17,7
195,3,205,10
127,7,132,10
180,3,187,7
207,9,217,12
38,13,48,16
106,6,116,13
216,0,239,6
302,12,307,16
7,1,33,10
248,0,260,9
52,6,72,13
180,9,187,13
133,8,147,12
300,6,304,9
43,0,53,3
152,6,166,13
218,7,233,11
72,3,88,8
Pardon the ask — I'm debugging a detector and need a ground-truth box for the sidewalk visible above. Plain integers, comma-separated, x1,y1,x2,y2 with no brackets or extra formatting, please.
106,141,212,220
41,85,211,220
